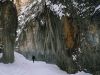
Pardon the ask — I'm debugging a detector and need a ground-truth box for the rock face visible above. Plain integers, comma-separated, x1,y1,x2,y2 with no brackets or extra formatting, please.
15,0,100,74
78,25,100,73
0,1,18,63
14,0,30,12
16,5,79,73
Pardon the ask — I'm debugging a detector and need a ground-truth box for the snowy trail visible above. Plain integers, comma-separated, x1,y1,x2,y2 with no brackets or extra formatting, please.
0,52,92,75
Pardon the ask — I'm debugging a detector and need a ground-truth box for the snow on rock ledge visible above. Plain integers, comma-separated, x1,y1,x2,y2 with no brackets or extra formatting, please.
46,0,66,19
16,0,43,41
93,5,100,14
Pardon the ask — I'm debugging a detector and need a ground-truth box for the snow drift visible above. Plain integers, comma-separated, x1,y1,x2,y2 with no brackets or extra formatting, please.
0,52,92,75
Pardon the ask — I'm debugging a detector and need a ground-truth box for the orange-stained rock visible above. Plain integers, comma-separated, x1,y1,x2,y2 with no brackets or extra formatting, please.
62,16,75,49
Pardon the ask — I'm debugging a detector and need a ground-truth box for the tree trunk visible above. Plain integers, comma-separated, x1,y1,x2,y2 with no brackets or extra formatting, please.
0,1,18,63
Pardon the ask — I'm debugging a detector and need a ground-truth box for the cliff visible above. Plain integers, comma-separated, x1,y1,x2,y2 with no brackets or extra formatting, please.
14,0,100,75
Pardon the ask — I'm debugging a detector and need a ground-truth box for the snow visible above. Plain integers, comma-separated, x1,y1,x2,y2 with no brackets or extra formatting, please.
81,7,90,13
17,0,66,41
93,5,100,14
78,48,81,53
0,52,92,75
38,0,42,3
71,71,91,75
66,13,70,16
46,0,51,5
50,4,66,18
95,5,100,11
16,0,44,41
72,0,78,8
46,0,66,19
72,54,77,61
72,0,92,17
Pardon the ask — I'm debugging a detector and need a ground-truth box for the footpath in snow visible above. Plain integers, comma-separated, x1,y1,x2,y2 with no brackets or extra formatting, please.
0,52,92,75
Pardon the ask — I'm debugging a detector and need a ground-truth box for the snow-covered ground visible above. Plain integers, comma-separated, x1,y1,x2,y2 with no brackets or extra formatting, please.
0,52,92,75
